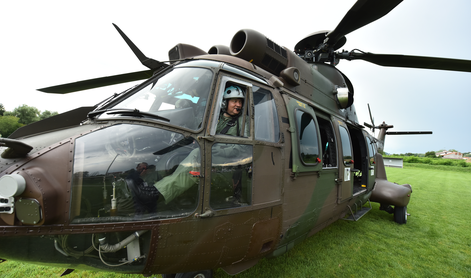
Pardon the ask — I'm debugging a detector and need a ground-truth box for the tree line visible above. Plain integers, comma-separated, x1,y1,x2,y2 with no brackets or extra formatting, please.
394,150,470,158
0,103,58,138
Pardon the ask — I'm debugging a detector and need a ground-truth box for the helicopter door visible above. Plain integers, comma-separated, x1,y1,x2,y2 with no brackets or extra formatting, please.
205,76,254,212
336,121,354,202
283,97,322,175
205,77,283,214
346,125,369,196
199,77,283,267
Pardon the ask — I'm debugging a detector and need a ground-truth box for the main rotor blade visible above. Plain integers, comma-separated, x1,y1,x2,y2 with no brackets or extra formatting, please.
341,51,471,72
113,23,166,70
327,0,402,46
37,70,153,94
367,103,375,127
386,131,433,135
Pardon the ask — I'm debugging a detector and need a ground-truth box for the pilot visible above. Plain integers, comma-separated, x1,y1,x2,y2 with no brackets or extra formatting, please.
216,85,248,136
126,162,149,187
154,85,248,204
126,162,160,214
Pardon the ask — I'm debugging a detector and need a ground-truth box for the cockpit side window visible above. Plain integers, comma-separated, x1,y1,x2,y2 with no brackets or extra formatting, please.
253,86,280,142
210,78,251,137
210,143,253,210
71,124,201,223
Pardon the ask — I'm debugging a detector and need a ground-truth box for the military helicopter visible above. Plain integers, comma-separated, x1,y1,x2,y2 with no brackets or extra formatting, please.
1,0,470,277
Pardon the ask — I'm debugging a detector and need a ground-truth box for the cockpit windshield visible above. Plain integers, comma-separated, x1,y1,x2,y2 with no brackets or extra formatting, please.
101,67,213,130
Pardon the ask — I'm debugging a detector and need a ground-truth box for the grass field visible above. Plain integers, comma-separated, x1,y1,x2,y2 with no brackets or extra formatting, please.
1,164,470,277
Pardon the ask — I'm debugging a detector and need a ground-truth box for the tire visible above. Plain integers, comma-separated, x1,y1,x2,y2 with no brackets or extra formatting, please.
175,270,213,278
394,206,407,224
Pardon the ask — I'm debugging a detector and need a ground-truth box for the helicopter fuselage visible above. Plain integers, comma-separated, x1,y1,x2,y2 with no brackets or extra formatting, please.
0,30,409,276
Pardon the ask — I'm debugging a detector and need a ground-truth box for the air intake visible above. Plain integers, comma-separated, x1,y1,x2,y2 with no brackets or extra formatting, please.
230,29,288,75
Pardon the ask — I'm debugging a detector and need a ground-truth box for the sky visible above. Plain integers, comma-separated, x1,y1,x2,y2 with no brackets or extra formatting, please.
1,0,470,154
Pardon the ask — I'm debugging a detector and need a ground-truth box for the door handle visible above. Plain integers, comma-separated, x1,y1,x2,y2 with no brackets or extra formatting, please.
195,209,214,219
197,135,215,142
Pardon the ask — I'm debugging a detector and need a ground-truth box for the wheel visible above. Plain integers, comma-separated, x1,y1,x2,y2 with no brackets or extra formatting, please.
175,270,213,278
394,206,407,224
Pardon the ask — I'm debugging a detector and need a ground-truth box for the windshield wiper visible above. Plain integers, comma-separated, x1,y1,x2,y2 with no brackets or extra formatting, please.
88,109,109,119
88,108,170,122
107,109,171,122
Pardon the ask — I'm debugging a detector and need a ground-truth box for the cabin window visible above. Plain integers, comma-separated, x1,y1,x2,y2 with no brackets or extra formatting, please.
339,126,353,166
366,136,376,165
295,109,320,165
253,86,280,142
317,117,337,168
210,143,253,210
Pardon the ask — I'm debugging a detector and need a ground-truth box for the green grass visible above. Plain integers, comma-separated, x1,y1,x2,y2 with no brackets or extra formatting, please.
1,166,470,277
211,167,471,277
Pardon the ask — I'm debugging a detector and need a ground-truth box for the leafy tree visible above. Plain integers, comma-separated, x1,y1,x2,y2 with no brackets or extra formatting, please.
4,105,40,125
39,110,59,121
0,116,23,138
425,151,436,158
0,105,58,137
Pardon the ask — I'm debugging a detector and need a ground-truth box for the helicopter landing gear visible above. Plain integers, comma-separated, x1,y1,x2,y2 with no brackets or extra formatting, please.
163,269,212,278
394,206,407,224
